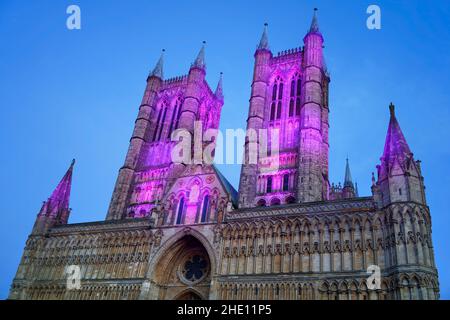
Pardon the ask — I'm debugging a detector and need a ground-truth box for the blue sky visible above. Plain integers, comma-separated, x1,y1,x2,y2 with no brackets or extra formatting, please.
1,0,449,299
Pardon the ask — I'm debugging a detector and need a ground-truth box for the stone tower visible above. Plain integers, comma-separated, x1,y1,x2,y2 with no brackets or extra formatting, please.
238,9,330,208
372,103,427,207
106,45,224,220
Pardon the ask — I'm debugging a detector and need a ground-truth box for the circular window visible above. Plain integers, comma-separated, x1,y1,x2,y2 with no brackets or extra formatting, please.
181,255,208,283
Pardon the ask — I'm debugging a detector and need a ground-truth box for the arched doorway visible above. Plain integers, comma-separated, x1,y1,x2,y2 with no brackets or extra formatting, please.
152,235,211,300
175,290,203,300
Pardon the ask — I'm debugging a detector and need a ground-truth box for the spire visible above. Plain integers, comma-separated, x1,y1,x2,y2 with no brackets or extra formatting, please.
257,23,270,50
344,157,354,188
39,159,75,216
309,8,320,33
381,103,412,164
215,72,223,100
149,49,165,79
192,41,206,69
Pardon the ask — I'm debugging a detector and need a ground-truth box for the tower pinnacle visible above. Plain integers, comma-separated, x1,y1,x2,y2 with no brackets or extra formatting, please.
344,158,354,188
389,102,395,117
257,23,270,50
34,159,75,232
192,41,206,69
309,8,320,33
215,72,223,100
382,103,412,164
149,49,165,79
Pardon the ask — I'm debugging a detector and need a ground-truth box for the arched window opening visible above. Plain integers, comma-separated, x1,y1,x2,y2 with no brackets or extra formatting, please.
296,97,301,116
156,107,168,141
153,107,163,141
271,198,280,206
270,103,276,121
176,197,185,225
283,174,289,191
200,195,210,223
290,80,295,97
257,199,266,207
267,176,272,193
278,83,283,99
270,77,284,122
168,99,182,139
289,100,294,117
289,74,301,118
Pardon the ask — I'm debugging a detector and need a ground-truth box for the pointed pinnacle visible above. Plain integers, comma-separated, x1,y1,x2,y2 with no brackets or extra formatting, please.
150,49,165,79
344,157,353,188
215,72,223,100
389,102,395,117
257,23,270,50
309,8,320,33
193,41,206,69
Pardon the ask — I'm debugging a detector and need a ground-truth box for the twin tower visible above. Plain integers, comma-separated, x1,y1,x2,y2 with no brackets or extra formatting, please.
106,9,333,220
33,10,427,230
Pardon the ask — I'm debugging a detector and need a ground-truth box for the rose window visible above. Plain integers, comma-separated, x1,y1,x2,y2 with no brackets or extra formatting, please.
182,255,208,282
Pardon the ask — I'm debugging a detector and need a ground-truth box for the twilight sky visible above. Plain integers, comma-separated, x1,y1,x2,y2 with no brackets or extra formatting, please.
1,0,449,299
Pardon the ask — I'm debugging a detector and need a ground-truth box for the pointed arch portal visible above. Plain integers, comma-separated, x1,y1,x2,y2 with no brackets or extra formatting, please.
152,235,211,300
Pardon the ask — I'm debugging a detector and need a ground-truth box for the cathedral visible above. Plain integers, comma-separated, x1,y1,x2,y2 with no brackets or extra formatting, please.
9,11,440,300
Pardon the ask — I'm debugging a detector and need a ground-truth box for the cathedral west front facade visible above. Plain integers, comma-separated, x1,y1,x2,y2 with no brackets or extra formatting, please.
9,11,440,300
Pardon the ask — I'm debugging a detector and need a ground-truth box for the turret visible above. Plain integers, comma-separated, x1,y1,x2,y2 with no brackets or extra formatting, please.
297,8,330,202
106,51,164,220
215,72,224,102
238,24,272,208
33,160,75,234
342,158,355,198
373,103,427,207
178,42,207,133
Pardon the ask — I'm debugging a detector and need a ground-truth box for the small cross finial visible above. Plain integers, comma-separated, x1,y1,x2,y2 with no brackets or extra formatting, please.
314,7,318,11
389,102,395,117
264,22,268,27
71,159,76,166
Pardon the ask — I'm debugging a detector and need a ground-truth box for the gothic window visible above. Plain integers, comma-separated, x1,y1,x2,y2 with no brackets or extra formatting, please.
176,197,185,225
289,99,294,117
283,174,289,191
270,103,276,121
153,107,163,141
157,107,168,141
272,84,278,101
200,195,210,223
289,74,302,117
153,102,168,142
270,77,283,122
267,176,272,193
168,98,182,139
278,83,283,99
182,255,208,282
277,102,282,120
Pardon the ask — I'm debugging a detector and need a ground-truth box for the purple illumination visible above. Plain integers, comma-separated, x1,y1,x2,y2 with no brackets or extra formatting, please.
377,103,413,181
38,159,74,218
121,43,225,220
